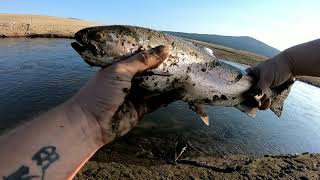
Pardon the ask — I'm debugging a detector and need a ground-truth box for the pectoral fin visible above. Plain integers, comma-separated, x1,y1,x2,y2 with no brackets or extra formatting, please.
200,116,209,126
189,103,209,126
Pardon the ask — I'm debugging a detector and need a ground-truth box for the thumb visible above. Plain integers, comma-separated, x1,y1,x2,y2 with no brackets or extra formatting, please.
116,45,170,78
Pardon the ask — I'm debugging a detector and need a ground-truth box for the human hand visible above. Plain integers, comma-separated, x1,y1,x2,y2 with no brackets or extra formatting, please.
246,53,294,110
70,45,182,145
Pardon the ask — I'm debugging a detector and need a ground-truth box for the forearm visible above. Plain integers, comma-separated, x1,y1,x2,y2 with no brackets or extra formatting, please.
0,45,169,179
282,39,320,77
0,101,103,180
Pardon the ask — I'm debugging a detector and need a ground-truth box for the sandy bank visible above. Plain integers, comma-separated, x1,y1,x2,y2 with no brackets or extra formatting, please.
0,14,97,38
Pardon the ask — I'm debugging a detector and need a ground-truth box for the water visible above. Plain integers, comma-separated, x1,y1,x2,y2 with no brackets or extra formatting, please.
1,38,320,156
0,38,97,130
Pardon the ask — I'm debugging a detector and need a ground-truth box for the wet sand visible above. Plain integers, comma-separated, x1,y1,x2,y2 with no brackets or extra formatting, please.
75,154,320,179
75,132,320,179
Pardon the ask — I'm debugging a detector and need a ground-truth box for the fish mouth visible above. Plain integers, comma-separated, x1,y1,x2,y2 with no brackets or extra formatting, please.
71,28,109,66
71,41,96,66
71,28,89,54
71,38,102,57
72,27,103,56
71,41,101,66
71,41,86,54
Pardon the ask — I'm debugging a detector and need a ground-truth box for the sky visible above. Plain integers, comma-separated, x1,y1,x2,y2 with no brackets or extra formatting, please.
1,0,319,50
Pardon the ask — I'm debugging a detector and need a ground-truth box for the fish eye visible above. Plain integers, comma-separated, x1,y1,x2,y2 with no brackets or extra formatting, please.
94,32,106,43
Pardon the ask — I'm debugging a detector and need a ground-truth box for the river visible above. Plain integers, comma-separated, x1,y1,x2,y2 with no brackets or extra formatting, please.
1,38,320,156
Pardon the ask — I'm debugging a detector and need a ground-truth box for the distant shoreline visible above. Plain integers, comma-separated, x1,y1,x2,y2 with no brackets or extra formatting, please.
0,13,97,38
0,33,74,38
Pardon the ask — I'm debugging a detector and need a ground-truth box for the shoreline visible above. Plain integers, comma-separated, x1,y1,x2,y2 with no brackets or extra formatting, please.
0,33,74,38
76,153,320,179
75,132,320,179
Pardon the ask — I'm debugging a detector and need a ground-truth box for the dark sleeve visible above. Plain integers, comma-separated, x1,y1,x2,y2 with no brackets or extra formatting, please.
283,39,320,77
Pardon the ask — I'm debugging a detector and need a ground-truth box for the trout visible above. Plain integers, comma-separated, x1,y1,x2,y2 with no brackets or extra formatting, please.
71,25,293,125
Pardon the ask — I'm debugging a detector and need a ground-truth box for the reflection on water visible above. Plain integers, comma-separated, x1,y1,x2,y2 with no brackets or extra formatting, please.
1,38,320,155
0,38,97,130
141,81,320,155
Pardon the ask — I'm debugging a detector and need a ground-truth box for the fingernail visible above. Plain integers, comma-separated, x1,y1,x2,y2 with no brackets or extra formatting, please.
153,45,170,59
254,94,263,101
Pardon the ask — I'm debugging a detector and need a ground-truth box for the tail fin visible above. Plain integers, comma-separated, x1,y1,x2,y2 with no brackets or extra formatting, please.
267,80,295,117
236,79,295,117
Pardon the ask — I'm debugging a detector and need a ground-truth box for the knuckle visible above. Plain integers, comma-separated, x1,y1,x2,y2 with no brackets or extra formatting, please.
140,51,150,64
140,49,158,65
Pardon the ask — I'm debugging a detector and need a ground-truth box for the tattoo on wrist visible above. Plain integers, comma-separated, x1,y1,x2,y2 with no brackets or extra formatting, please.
3,146,59,180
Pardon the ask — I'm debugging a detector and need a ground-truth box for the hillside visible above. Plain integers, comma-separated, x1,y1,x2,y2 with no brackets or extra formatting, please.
165,31,280,58
183,38,267,64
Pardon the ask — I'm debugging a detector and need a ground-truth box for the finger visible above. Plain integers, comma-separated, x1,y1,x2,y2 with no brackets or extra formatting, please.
116,45,170,77
246,67,263,96
258,94,271,110
246,66,270,95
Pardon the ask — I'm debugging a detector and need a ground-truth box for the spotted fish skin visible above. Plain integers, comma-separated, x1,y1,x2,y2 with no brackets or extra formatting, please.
71,25,292,118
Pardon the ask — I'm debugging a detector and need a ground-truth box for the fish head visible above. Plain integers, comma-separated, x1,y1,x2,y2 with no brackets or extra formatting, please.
71,26,141,66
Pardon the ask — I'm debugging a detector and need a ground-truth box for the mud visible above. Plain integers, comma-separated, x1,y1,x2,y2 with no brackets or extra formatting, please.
75,131,320,179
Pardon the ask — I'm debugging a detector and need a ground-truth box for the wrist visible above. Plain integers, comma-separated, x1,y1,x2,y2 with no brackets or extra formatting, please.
278,51,295,77
270,52,294,86
62,99,105,148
